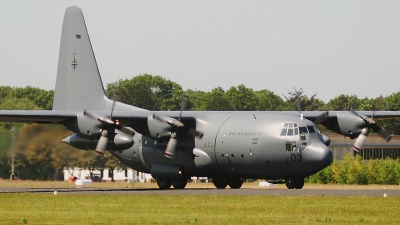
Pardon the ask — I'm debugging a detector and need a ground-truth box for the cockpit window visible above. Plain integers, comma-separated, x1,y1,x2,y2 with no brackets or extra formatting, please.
313,125,320,133
307,126,316,133
299,126,308,134
280,123,298,136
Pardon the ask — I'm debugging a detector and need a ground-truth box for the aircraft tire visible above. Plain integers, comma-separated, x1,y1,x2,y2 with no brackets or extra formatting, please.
295,177,304,189
285,177,304,189
227,178,243,189
156,179,172,189
212,178,227,189
285,177,297,189
172,177,188,189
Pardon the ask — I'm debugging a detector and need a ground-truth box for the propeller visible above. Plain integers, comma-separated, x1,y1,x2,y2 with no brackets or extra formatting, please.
295,99,328,122
153,96,204,158
295,99,303,120
84,93,135,155
352,96,392,152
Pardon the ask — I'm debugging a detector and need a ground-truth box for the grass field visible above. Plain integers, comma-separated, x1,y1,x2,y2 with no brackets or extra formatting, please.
0,181,399,224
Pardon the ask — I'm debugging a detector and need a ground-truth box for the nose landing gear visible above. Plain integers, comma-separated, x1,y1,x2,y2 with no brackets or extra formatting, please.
285,177,304,189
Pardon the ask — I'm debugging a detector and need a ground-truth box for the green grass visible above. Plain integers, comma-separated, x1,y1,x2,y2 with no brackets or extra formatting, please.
0,194,398,224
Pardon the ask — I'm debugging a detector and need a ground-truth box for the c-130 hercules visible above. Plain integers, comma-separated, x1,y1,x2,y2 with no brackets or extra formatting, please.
1,6,398,189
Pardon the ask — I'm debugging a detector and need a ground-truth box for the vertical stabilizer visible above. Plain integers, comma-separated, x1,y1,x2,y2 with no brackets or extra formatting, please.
53,6,109,111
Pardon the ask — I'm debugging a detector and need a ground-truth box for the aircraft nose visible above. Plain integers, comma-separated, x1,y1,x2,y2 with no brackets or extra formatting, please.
302,142,333,171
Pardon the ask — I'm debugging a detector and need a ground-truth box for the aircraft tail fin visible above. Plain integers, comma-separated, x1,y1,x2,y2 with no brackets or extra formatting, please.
53,6,110,111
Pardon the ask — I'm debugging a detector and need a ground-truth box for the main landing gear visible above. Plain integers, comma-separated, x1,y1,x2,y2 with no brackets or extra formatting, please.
212,178,243,189
285,177,304,189
156,177,188,189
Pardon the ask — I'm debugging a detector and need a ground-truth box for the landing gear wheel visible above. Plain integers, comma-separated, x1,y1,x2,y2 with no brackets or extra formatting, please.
227,178,243,189
295,177,304,189
172,177,188,189
285,177,304,189
157,179,171,189
212,178,227,189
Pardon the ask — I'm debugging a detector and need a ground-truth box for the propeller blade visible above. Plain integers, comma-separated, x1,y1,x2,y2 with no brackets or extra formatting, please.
84,110,114,125
295,99,303,120
110,92,121,118
179,95,188,120
371,95,383,119
314,111,329,123
353,128,369,152
95,130,108,155
188,128,204,139
119,126,136,137
164,136,178,158
83,110,98,120
153,114,184,128
371,124,392,142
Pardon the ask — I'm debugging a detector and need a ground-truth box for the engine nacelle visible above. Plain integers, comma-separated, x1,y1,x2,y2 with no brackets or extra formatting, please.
150,164,183,180
146,116,171,139
62,133,134,151
336,112,364,138
76,113,102,137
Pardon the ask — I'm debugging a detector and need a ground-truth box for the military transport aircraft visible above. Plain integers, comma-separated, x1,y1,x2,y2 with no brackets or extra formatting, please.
0,6,398,190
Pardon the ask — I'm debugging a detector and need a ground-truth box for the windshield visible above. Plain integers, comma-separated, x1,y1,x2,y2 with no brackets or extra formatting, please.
299,126,308,134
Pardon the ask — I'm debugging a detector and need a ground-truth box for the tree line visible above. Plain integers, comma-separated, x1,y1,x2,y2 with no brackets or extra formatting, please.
0,74,400,180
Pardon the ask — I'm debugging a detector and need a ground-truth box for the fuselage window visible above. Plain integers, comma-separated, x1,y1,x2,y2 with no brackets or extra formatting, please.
294,128,299,135
299,127,308,134
287,129,294,136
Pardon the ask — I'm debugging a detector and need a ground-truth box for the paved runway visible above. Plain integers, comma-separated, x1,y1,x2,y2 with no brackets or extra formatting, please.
1,187,399,197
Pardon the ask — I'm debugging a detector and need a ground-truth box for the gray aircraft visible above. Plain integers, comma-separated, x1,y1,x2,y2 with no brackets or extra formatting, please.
0,6,398,190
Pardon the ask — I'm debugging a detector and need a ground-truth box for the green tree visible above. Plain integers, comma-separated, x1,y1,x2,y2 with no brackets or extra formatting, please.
324,94,360,111
254,90,284,111
346,155,368,184
201,87,230,111
226,85,257,111
375,157,398,184
281,88,324,111
9,124,94,180
184,89,207,111
106,74,183,110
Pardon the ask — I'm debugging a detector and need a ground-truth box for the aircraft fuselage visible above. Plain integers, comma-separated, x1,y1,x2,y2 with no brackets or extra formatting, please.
107,111,333,186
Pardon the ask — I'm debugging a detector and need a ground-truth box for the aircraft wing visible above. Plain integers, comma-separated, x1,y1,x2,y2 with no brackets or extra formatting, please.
359,111,400,120
0,110,77,123
0,110,399,124
301,111,400,122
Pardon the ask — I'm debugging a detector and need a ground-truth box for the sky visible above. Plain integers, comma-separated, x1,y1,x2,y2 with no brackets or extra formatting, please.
1,1,400,103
